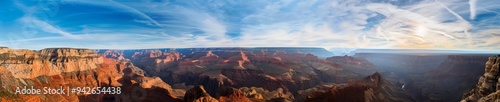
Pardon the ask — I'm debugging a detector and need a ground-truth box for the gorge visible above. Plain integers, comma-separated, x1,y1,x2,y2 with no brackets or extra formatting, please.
0,47,496,102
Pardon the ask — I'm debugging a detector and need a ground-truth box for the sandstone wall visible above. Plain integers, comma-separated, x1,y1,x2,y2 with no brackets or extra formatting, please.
0,48,103,79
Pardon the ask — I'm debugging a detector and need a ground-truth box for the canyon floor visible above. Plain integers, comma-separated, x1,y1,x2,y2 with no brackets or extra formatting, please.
0,47,497,102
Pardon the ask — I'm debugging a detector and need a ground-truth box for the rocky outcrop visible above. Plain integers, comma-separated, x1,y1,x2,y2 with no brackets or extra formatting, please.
128,49,182,64
462,55,500,102
239,87,295,101
184,85,219,102
101,50,125,60
296,83,339,101
199,51,222,66
1,48,103,79
159,51,181,63
218,87,253,102
183,85,293,102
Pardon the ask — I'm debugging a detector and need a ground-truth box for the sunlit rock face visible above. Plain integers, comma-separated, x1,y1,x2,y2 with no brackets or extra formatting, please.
0,65,18,94
101,50,125,60
0,48,103,79
184,85,219,102
462,55,500,102
0,48,182,102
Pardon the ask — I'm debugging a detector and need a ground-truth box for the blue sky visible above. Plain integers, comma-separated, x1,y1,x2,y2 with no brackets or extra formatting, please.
0,0,500,51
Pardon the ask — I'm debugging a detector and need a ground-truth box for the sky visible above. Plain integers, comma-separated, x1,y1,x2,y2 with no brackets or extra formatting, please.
0,0,500,52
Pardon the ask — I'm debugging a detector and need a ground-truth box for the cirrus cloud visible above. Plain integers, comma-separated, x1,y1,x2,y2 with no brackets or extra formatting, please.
0,0,499,52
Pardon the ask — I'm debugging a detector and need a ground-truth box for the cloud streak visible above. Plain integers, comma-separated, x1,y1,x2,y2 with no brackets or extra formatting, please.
20,16,81,39
469,0,477,20
1,0,500,52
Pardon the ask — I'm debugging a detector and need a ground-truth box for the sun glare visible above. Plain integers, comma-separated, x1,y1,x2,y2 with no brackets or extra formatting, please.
415,25,428,37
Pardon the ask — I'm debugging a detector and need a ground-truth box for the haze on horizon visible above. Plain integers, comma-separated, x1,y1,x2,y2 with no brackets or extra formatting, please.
1,0,500,52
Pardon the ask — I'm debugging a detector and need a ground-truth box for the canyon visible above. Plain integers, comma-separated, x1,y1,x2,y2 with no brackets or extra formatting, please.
0,47,497,102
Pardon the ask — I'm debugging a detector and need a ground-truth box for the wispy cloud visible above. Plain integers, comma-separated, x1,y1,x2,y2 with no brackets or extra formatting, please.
469,0,477,20
364,0,500,51
20,16,81,39
1,0,500,51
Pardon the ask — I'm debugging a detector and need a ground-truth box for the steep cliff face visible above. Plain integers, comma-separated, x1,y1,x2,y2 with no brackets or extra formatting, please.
0,48,103,78
462,55,500,102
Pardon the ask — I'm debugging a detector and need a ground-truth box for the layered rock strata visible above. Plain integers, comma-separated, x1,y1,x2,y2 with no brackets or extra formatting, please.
0,48,103,78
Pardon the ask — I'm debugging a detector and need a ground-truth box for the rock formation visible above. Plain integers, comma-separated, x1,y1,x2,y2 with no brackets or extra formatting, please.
239,87,295,101
101,50,125,60
462,55,500,102
182,85,294,102
218,87,253,102
0,48,103,78
304,72,415,102
0,48,182,102
0,65,19,98
184,85,219,102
